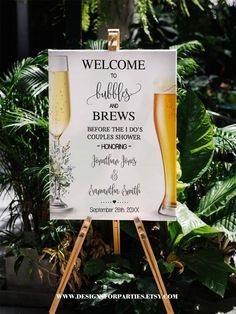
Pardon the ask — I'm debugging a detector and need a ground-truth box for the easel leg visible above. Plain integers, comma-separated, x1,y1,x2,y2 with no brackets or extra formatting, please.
49,217,92,314
134,218,174,314
113,220,120,255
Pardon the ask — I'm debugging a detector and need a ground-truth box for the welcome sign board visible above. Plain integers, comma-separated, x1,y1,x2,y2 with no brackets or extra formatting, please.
49,50,176,221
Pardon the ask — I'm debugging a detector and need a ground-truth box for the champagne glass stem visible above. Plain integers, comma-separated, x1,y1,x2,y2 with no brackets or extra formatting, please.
53,137,62,203
53,137,60,152
50,135,69,210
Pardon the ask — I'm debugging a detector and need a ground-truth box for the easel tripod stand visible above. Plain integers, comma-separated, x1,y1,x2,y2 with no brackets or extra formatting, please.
49,29,174,314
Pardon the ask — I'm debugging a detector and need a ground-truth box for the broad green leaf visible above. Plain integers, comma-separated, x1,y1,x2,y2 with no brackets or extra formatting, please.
181,248,232,297
14,256,24,274
158,258,175,274
168,220,182,244
84,258,106,276
96,269,135,285
177,181,189,198
189,225,219,236
180,225,219,247
80,284,117,308
170,203,219,247
177,203,206,235
104,256,133,271
213,198,236,242
178,90,214,183
214,225,236,243
197,176,236,217
136,277,157,294
173,234,185,246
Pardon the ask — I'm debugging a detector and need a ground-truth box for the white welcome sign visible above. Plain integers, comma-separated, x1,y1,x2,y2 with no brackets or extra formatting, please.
49,50,176,221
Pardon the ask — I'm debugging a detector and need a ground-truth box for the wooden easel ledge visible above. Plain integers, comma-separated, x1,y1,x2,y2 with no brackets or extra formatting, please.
108,28,120,51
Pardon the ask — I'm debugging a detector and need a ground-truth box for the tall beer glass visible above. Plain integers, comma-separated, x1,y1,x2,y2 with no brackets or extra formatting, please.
49,56,71,210
154,80,176,216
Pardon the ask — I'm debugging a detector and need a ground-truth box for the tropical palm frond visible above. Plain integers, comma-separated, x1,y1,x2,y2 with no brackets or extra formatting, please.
177,87,187,105
214,126,236,156
0,53,48,99
191,0,204,11
21,166,49,200
0,171,15,196
222,124,236,134
177,57,199,85
82,0,101,33
82,0,91,32
179,0,190,16
0,50,48,232
136,0,158,41
4,109,48,131
1,57,33,84
84,39,108,50
17,65,48,98
42,180,50,200
4,201,23,232
212,197,236,242
146,0,158,23
171,40,204,57
23,166,46,178
165,0,175,6
207,110,235,125
33,49,48,65
36,164,50,200
178,0,204,17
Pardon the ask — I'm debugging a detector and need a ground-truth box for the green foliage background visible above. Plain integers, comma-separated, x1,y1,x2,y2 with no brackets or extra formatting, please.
0,1,236,313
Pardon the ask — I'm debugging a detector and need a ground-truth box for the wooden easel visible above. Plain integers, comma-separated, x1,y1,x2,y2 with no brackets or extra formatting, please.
49,29,174,314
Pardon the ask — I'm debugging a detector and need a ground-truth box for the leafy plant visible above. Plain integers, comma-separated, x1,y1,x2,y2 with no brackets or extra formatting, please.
176,0,204,17
0,25,235,313
41,223,111,291
168,204,235,298
81,0,206,43
84,38,108,50
166,40,236,304
0,51,49,232
129,3,178,49
177,89,215,183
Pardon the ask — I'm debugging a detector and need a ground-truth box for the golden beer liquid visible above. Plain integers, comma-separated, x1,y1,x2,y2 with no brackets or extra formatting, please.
49,71,70,138
154,93,176,210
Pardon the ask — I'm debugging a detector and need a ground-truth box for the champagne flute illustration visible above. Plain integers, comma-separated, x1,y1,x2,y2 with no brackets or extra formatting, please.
153,77,177,217
49,56,71,210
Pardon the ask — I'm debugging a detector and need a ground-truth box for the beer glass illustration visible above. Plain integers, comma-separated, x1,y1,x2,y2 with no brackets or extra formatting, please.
153,79,176,216
49,56,71,210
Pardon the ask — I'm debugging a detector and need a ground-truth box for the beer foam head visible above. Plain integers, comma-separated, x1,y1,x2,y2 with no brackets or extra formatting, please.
154,73,176,94
49,55,68,71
